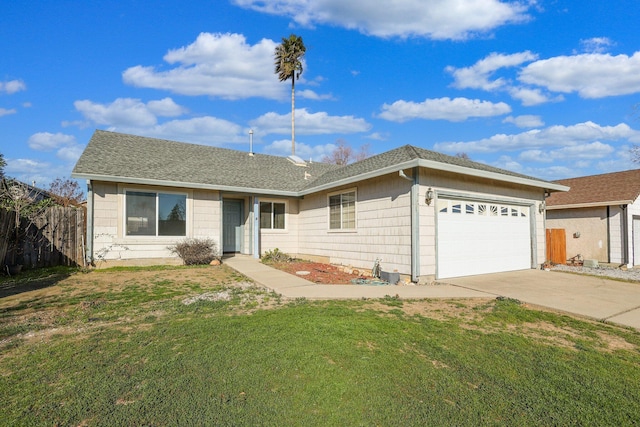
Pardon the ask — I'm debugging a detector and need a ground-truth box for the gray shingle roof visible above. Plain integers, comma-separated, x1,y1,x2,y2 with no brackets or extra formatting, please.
73,130,558,195
301,145,544,190
72,130,340,194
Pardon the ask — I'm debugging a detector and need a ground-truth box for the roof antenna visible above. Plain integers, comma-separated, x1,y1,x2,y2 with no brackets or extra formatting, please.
249,129,254,156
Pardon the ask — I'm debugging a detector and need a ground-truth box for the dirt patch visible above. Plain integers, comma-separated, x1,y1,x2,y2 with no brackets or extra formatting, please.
266,260,369,284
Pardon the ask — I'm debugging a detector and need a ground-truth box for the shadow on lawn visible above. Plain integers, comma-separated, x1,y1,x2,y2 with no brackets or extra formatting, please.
0,268,74,298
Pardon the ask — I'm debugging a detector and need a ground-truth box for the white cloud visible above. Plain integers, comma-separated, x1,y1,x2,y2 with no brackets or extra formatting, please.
75,98,164,127
297,89,334,100
434,121,640,153
378,97,511,122
73,96,248,146
447,51,538,90
251,108,371,135
123,33,286,100
5,158,69,187
366,132,388,141
508,87,560,106
518,149,552,163
518,142,614,163
0,79,26,94
147,98,188,117
263,139,337,161
140,116,245,145
503,115,544,128
519,51,640,98
232,0,531,40
0,108,17,117
56,145,85,163
580,37,614,54
28,132,77,151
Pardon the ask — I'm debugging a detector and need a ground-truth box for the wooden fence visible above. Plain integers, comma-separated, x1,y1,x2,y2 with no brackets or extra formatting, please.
0,205,86,269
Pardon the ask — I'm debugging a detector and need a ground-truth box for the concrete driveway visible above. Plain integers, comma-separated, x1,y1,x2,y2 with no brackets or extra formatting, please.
444,269,640,330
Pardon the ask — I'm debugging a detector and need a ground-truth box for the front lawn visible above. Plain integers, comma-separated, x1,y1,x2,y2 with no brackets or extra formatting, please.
1,266,640,426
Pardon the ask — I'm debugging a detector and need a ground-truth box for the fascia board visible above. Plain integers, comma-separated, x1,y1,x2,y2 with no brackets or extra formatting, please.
300,159,568,196
299,159,420,195
547,200,634,210
416,159,570,192
71,172,300,197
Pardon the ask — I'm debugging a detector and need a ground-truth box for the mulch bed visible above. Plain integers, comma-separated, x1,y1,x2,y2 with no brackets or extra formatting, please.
267,260,368,285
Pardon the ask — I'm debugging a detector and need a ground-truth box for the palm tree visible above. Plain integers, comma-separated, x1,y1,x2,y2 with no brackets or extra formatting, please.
274,34,306,156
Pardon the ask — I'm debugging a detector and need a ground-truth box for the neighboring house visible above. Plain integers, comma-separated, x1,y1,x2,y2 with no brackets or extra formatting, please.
72,130,567,281
1,178,53,203
546,169,640,267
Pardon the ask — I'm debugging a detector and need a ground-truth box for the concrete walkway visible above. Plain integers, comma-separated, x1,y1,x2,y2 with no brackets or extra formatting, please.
222,255,489,300
223,255,640,330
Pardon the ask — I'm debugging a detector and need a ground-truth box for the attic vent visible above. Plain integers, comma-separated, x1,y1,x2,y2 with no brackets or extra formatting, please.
287,155,307,166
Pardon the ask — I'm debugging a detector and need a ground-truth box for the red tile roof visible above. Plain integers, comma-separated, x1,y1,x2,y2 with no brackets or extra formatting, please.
547,169,640,208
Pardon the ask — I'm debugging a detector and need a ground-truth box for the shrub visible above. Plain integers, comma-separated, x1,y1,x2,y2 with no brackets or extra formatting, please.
261,248,291,264
169,238,220,265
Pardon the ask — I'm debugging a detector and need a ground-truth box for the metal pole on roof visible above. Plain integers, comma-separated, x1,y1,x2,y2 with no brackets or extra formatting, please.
249,129,254,156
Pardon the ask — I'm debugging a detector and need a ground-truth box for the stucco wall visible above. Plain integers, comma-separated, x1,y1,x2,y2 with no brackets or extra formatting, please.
629,200,640,266
546,207,608,262
91,181,221,265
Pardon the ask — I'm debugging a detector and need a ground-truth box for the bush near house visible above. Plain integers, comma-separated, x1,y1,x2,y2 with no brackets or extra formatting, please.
169,238,220,265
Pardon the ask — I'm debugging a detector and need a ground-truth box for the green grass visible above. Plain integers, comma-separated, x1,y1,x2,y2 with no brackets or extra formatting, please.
1,267,640,426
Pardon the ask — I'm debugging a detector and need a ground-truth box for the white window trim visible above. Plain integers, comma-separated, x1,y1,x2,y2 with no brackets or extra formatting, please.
259,199,288,232
327,187,357,232
123,188,189,238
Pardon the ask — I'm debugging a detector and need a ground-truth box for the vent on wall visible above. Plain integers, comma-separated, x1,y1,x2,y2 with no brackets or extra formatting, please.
287,155,307,166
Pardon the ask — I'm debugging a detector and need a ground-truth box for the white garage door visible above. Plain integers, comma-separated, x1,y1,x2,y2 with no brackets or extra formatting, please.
437,199,532,279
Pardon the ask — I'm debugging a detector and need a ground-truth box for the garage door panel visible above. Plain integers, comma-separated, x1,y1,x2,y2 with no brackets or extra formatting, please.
437,200,531,279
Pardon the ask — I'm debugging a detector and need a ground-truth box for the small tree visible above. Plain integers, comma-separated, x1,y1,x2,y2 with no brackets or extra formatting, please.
0,180,52,266
0,153,6,180
322,139,370,165
48,178,84,207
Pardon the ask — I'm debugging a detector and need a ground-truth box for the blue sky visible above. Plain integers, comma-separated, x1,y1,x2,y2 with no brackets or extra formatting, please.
2,0,640,187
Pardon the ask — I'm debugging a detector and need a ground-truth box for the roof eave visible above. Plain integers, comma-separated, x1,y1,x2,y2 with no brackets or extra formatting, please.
71,172,301,197
300,159,420,195
300,158,566,195
547,200,635,210
416,159,570,192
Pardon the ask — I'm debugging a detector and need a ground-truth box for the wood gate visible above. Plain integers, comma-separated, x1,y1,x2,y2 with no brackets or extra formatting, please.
546,228,567,265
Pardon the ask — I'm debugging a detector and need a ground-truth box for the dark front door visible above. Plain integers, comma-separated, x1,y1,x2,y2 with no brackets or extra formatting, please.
223,200,243,253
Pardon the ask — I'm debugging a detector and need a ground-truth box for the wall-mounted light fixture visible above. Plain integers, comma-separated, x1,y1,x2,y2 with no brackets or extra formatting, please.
425,187,434,206
538,201,546,213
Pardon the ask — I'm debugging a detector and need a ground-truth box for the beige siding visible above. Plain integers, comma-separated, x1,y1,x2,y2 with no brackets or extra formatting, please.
298,173,413,275
92,181,121,262
259,198,300,255
546,207,609,262
91,181,221,265
193,190,221,239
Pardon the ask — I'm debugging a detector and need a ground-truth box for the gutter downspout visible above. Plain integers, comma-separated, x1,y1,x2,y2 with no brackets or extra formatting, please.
607,206,611,263
86,180,94,266
399,169,420,283
622,204,629,266
253,196,260,258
